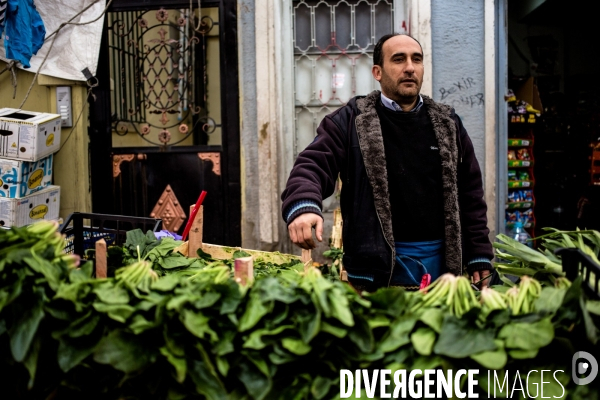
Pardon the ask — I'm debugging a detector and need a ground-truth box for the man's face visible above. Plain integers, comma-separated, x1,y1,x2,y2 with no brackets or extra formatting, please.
372,35,424,102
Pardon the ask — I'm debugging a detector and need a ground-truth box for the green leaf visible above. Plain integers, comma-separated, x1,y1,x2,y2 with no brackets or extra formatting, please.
328,288,354,327
233,250,251,259
311,376,332,400
9,293,44,362
320,321,347,338
498,318,554,350
23,335,41,389
419,308,444,333
159,254,192,269
160,346,187,383
471,347,507,369
182,309,218,341
189,359,228,399
367,314,391,329
410,327,436,356
152,274,181,291
216,356,229,376
433,315,497,358
378,315,417,353
238,361,272,400
93,302,135,323
243,325,294,350
348,314,374,353
282,338,311,355
68,312,100,338
93,284,130,304
93,330,156,373
298,309,321,343
57,332,102,372
587,300,600,316
239,293,270,332
508,348,539,359
534,287,566,313
194,292,221,309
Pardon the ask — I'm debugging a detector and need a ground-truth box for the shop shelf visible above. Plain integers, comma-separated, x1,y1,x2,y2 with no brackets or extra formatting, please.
508,181,534,188
508,160,533,168
508,139,533,147
506,221,534,229
506,201,534,210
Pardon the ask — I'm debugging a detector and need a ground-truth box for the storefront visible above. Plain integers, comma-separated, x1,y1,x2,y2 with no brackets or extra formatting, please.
505,0,600,237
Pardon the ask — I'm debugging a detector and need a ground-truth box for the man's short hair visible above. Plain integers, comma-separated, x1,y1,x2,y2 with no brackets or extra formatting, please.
373,33,423,66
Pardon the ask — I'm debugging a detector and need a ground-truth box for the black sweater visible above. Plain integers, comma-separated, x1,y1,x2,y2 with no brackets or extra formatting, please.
376,101,445,241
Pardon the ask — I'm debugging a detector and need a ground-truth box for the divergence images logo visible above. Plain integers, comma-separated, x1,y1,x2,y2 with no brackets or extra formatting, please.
572,351,598,386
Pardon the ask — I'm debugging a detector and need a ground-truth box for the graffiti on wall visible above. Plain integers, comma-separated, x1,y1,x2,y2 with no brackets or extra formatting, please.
439,77,484,108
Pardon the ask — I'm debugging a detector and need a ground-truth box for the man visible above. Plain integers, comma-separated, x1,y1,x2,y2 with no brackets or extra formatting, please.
281,34,493,291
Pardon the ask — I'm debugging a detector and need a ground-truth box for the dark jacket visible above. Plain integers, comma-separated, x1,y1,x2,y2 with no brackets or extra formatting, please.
281,90,493,285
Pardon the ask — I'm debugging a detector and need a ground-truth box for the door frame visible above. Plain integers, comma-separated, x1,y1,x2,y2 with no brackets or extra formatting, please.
88,0,241,245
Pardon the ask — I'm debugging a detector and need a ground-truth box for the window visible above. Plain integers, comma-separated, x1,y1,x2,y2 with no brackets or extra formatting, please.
292,0,394,157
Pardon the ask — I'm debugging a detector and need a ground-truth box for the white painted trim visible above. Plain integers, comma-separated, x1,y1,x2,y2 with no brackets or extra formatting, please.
409,0,432,97
394,0,409,34
484,0,497,239
255,0,280,245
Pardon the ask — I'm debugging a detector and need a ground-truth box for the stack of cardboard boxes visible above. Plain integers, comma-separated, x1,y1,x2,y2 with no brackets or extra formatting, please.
0,108,62,228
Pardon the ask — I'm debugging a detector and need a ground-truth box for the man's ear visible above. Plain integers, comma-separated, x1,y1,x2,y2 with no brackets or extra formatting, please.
372,65,382,81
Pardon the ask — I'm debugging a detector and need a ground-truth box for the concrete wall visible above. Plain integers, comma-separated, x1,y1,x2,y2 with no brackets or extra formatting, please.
430,0,499,238
431,0,486,166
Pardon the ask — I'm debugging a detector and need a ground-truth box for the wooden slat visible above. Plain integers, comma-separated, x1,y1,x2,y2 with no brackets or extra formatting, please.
188,205,204,258
95,239,107,279
174,241,301,265
234,256,254,285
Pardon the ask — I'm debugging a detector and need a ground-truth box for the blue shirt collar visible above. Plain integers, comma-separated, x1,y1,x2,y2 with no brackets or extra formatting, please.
380,93,423,113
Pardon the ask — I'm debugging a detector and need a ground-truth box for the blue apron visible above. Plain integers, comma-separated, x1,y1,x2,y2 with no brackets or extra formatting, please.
346,239,444,287
391,239,444,286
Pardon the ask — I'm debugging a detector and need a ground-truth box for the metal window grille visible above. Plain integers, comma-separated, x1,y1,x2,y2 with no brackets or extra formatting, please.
292,0,394,157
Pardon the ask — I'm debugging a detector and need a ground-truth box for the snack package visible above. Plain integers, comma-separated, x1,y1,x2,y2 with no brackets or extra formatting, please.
517,148,530,160
508,170,517,181
521,208,533,224
508,150,517,160
506,210,520,222
518,170,530,181
523,190,534,202
508,191,518,202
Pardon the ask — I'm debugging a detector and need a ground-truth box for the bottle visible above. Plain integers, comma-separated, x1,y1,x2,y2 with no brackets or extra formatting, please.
508,221,533,248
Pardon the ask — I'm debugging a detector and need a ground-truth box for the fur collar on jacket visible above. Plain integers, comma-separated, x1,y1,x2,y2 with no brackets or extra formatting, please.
355,90,463,274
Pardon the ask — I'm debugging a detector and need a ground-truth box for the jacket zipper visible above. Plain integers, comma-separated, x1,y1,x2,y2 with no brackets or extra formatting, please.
354,120,395,287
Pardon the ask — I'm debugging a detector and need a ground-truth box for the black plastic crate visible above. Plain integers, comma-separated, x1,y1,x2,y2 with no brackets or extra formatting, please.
556,248,600,299
61,212,162,260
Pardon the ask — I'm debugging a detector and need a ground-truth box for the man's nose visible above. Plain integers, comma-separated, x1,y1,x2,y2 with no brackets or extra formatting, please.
404,60,415,74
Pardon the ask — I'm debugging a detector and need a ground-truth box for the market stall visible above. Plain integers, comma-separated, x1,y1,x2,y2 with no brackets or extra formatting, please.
0,214,599,399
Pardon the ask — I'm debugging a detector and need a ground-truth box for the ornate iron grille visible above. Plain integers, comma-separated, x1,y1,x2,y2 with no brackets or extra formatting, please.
107,8,216,146
292,0,394,157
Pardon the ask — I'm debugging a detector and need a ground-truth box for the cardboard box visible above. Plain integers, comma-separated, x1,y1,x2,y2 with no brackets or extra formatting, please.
0,185,60,228
0,108,62,162
0,154,53,198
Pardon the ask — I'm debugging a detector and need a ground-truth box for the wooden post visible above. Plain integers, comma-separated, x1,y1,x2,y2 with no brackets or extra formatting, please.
301,249,312,271
95,239,107,279
234,256,254,285
188,205,204,258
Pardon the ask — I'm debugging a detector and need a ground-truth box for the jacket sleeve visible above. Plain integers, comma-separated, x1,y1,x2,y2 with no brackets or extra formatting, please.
281,111,349,223
454,115,495,263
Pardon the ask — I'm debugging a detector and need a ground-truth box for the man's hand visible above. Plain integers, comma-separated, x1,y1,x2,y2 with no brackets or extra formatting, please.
472,269,492,289
288,213,323,250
